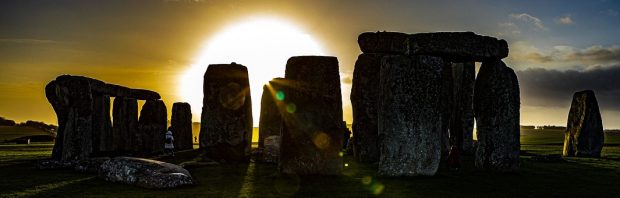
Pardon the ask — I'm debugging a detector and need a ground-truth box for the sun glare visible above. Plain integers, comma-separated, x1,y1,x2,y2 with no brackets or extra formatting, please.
180,17,326,125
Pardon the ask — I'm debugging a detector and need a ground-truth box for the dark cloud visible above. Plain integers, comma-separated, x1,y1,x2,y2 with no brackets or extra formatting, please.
516,66,620,110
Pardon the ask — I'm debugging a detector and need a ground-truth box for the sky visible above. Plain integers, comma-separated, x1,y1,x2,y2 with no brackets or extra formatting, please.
1,0,619,129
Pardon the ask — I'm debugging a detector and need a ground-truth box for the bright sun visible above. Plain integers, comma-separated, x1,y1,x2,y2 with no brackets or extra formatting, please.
180,17,326,125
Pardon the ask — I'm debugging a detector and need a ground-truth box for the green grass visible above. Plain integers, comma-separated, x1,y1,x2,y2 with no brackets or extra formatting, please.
1,131,619,197
0,126,52,143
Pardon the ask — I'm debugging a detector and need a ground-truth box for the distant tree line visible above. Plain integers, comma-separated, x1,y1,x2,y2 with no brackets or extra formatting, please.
0,116,57,134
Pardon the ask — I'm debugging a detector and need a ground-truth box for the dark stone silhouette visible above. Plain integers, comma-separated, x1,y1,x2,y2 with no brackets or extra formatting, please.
112,97,138,153
440,62,454,159
200,63,253,162
279,56,344,175
350,53,382,163
138,100,167,155
474,60,520,172
93,94,113,153
45,75,161,160
358,32,508,62
563,90,604,157
99,157,193,188
378,55,444,176
450,62,476,154
358,32,409,54
171,102,193,151
258,78,285,149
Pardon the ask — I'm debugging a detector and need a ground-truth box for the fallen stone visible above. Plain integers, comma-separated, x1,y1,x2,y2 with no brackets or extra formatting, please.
474,60,520,172
171,102,193,151
280,56,344,175
408,32,509,62
99,157,193,189
74,157,111,173
200,63,253,162
350,53,382,163
378,55,444,176
138,100,168,155
358,32,409,54
563,90,604,157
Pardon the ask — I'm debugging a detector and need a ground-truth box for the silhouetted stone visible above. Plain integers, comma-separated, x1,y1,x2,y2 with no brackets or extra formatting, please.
54,76,95,161
45,80,68,160
56,75,160,100
408,32,508,62
200,63,253,162
280,56,344,175
350,53,382,163
474,60,520,172
440,62,453,160
138,100,167,155
263,135,281,163
450,62,476,154
171,102,193,151
563,90,604,157
112,97,138,153
93,94,113,153
358,32,409,54
99,157,193,189
258,78,285,149
378,55,444,176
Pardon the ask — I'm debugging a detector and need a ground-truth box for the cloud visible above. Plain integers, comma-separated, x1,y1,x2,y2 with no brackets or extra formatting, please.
497,22,521,36
0,38,59,45
508,42,620,69
516,66,620,110
555,15,574,25
510,13,548,31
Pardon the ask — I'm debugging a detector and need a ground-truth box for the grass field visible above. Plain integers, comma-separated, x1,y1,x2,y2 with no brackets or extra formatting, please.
0,126,52,143
1,131,619,197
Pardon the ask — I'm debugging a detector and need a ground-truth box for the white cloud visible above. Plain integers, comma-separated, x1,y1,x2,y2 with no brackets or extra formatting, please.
509,13,548,31
555,15,574,25
507,42,620,70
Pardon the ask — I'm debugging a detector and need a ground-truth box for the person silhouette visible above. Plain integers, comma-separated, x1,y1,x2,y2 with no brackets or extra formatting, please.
164,127,175,157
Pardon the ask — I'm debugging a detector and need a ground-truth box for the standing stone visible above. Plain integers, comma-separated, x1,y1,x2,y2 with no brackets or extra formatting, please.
112,97,138,153
45,80,68,160
474,60,520,172
138,100,167,155
258,78,285,149
55,76,95,161
280,56,344,175
171,102,193,151
440,62,453,159
93,94,113,154
350,54,382,163
563,90,604,157
378,55,444,176
200,63,253,162
450,62,475,154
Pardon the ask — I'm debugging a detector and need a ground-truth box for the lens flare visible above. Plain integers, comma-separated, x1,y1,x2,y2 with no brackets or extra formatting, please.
286,103,297,113
276,90,285,101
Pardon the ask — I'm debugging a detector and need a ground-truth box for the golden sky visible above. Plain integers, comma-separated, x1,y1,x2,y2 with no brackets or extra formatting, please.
1,0,619,128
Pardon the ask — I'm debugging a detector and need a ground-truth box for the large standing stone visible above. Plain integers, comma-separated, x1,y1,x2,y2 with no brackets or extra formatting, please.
408,32,509,62
112,97,138,153
378,55,444,176
258,78,285,149
99,157,193,189
563,90,604,157
474,60,520,172
45,80,68,160
93,94,113,154
450,62,475,154
54,76,95,161
350,54,382,163
200,63,253,162
171,102,193,151
279,56,344,175
440,62,453,159
138,100,167,155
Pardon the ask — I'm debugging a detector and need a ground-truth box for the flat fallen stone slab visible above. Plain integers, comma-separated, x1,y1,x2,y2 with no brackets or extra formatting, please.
99,157,193,189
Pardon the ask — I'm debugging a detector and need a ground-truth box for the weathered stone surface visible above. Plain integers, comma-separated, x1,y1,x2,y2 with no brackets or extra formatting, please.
57,75,160,100
474,60,520,172
258,78,285,149
112,97,138,153
563,90,604,157
171,102,193,151
99,157,193,189
200,63,253,162
93,94,113,154
378,55,444,176
350,53,382,163
279,56,343,175
262,135,281,163
358,32,409,54
54,76,94,161
408,32,508,62
440,62,453,159
450,62,476,154
74,157,111,173
45,80,68,160
138,100,167,155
